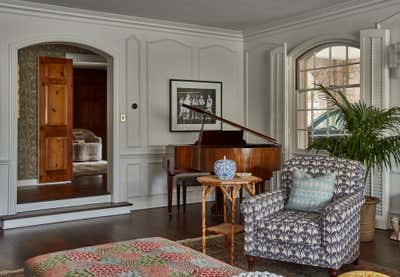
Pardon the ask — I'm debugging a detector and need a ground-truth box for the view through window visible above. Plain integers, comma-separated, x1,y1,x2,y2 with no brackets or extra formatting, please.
296,44,360,150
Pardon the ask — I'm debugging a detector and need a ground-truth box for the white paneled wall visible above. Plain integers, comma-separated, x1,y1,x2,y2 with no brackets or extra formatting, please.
0,1,243,215
147,39,194,146
0,164,9,214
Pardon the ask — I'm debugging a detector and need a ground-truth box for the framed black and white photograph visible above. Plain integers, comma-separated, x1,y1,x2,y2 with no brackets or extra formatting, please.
170,79,222,132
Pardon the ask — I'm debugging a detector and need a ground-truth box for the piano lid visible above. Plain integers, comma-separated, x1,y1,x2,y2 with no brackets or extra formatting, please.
182,104,280,146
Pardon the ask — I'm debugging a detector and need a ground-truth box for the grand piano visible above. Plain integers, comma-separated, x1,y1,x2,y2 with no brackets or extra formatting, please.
167,104,281,214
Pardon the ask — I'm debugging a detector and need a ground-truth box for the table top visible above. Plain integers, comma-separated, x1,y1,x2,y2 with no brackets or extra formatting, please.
197,175,262,185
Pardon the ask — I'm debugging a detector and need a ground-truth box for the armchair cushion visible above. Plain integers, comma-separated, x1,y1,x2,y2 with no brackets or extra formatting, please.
258,210,322,246
286,168,336,212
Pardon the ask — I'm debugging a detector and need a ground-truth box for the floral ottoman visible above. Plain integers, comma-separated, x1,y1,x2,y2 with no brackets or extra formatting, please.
25,237,244,277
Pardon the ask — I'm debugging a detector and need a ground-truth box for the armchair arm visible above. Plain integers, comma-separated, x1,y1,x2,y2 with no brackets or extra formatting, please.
322,193,364,224
241,190,287,221
241,190,287,255
321,193,364,258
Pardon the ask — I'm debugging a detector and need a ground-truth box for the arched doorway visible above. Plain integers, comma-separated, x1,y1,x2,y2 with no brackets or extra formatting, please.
14,41,115,211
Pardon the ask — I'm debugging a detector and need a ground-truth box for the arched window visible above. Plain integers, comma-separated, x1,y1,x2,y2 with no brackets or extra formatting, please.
295,43,360,150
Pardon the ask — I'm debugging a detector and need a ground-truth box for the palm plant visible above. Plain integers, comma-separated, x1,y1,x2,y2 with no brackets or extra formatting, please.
308,84,400,181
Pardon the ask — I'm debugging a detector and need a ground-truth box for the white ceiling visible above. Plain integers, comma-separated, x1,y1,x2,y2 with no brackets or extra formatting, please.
23,0,361,30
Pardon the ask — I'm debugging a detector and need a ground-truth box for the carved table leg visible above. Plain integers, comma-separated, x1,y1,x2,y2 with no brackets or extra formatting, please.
167,173,173,214
247,255,255,271
230,187,236,265
202,185,208,254
176,184,180,209
230,187,240,265
223,192,227,223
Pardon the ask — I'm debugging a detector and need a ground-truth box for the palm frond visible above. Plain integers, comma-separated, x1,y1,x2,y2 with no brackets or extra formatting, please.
308,84,400,177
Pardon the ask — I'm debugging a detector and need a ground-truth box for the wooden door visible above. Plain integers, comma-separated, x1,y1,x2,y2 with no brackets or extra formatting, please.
38,56,73,183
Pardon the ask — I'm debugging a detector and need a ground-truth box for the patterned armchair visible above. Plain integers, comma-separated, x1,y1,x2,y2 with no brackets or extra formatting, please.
241,154,365,276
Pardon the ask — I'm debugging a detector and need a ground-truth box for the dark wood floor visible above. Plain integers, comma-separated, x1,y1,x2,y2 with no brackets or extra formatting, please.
0,203,399,271
17,174,109,204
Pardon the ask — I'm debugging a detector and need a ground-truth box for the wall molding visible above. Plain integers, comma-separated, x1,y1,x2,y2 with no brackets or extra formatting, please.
0,0,242,40
145,38,194,147
199,44,238,53
125,35,142,149
244,0,400,40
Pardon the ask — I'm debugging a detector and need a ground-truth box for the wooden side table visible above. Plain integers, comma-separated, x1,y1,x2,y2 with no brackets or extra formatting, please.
197,175,262,265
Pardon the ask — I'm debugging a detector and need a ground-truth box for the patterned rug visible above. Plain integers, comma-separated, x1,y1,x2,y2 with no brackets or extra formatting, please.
1,235,399,277
178,234,400,277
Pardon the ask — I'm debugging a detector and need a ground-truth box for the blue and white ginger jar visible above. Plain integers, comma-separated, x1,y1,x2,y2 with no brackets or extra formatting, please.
214,156,236,180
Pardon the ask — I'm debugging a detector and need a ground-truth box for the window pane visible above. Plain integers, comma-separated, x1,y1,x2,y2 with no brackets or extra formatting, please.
328,111,344,130
299,71,315,90
313,92,328,110
315,48,330,68
332,65,347,86
331,46,347,65
297,130,309,150
348,63,360,85
348,47,360,63
299,54,313,71
296,110,313,128
297,91,312,110
345,87,360,103
312,110,326,128
311,69,330,86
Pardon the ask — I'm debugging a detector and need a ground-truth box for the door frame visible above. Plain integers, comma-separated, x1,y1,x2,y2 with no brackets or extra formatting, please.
9,36,122,215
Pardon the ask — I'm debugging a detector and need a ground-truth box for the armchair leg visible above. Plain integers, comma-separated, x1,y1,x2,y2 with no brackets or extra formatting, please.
329,269,338,277
246,255,255,271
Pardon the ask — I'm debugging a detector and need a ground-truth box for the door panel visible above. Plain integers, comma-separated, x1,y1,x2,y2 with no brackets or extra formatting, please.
46,137,67,171
46,85,67,125
39,56,73,183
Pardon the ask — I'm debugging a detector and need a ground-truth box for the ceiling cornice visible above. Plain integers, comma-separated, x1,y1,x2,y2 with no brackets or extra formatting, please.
244,0,400,40
0,0,244,41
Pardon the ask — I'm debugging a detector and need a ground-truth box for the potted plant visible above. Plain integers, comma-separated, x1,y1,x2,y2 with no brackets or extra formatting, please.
308,84,400,242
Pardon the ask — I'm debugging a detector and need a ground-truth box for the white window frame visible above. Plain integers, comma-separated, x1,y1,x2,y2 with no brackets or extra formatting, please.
295,43,361,151
286,37,360,156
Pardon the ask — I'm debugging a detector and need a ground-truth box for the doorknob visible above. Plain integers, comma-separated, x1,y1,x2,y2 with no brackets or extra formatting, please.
131,103,138,109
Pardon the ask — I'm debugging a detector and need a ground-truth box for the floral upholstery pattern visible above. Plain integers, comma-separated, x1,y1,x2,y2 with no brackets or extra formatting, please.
258,210,322,246
241,154,365,270
25,237,244,277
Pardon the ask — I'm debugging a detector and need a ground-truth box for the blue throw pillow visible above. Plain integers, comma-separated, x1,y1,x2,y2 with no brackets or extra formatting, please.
285,168,336,212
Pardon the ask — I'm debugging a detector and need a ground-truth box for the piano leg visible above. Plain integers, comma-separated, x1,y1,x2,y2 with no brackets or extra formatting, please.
260,179,266,193
168,173,173,214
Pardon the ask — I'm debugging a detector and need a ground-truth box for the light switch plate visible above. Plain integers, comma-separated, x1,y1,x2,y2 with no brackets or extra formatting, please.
120,113,126,122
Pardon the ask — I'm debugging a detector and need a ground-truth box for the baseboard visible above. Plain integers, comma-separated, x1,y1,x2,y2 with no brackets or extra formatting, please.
376,215,390,230
18,179,72,187
17,179,38,187
1,206,131,229
16,195,112,212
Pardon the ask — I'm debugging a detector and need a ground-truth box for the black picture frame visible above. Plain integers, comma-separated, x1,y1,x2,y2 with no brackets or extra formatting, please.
169,79,222,132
